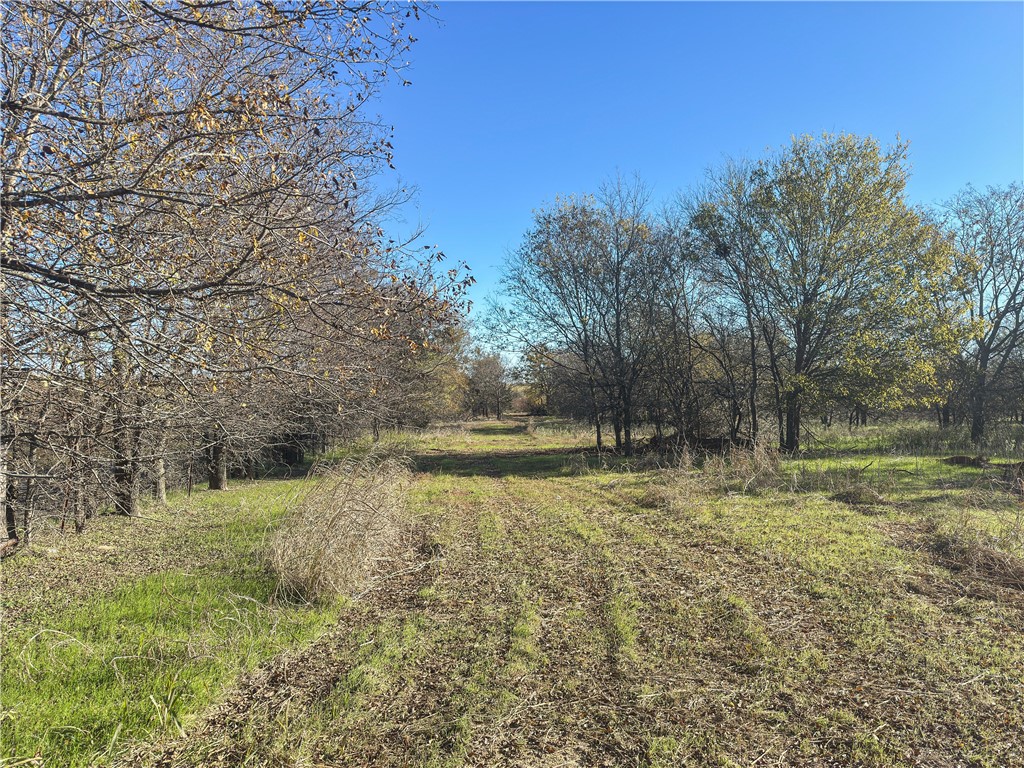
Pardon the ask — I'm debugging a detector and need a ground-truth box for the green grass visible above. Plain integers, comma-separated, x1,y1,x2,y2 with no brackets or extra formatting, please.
0,480,344,767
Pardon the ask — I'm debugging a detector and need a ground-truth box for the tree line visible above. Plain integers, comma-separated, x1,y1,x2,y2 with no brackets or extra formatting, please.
1,1,469,550
497,134,1023,455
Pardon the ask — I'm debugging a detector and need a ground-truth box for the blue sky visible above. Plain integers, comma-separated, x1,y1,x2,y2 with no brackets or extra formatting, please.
373,1,1024,312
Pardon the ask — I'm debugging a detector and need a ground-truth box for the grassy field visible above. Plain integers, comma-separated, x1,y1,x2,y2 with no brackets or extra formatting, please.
0,480,344,767
3,420,1023,767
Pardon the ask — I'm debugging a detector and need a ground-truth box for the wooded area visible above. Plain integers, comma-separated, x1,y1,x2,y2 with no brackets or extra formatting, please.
497,143,1023,456
2,2,1022,551
1,1,469,549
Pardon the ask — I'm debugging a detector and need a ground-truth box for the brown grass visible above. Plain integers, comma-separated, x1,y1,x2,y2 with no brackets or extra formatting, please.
267,457,412,603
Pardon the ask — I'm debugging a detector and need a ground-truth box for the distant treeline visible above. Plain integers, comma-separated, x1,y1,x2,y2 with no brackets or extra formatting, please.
495,134,1023,455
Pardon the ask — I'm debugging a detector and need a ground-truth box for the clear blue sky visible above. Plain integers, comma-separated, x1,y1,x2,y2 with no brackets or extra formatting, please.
373,1,1024,312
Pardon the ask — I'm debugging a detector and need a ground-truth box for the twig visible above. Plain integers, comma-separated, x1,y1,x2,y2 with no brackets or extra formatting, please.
351,557,443,600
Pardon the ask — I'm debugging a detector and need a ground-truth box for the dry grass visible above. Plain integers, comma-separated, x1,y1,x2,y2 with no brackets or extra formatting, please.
924,506,1024,590
139,422,1024,767
697,440,782,492
267,457,412,603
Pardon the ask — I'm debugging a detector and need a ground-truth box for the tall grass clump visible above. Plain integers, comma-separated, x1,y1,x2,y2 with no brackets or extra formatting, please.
725,440,782,491
268,457,412,603
693,440,782,494
888,421,1024,458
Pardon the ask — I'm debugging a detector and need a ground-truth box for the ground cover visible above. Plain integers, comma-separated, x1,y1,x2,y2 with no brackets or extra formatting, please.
3,420,1023,767
0,480,344,767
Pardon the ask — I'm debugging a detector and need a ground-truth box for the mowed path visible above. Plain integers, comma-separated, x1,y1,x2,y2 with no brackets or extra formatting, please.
139,422,1024,768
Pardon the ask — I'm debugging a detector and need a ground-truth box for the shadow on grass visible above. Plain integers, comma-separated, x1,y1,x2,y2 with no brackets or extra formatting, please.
466,424,529,436
411,447,592,478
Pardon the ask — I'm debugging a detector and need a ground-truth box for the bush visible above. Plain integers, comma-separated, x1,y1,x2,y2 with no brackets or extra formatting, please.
267,457,411,603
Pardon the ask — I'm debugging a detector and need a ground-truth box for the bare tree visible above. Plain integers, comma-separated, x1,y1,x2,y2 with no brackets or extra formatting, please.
465,351,513,420
496,195,609,447
687,160,766,442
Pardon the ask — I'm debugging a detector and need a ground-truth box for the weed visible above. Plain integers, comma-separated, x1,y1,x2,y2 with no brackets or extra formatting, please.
606,586,641,662
647,735,681,767
506,591,544,677
148,674,186,736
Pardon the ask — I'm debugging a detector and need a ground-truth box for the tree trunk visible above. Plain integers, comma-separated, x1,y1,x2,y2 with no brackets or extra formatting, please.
73,481,87,533
2,442,14,541
784,396,800,452
747,313,759,442
208,438,228,491
4,477,17,542
5,501,17,541
970,371,987,445
731,403,742,442
154,457,167,504
21,475,33,548
112,420,141,516
620,386,634,457
970,403,985,446
152,427,168,503
112,461,139,516
588,375,603,451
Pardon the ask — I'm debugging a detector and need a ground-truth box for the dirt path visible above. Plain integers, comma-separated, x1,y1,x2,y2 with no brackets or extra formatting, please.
129,422,1024,768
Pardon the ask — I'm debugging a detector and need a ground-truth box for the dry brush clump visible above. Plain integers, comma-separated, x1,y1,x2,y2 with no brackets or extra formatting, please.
635,443,783,509
926,516,1024,591
267,457,412,603
922,496,1024,590
676,441,783,495
719,441,782,492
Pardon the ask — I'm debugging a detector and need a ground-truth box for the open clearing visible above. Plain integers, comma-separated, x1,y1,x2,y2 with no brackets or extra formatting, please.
3,421,1024,767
